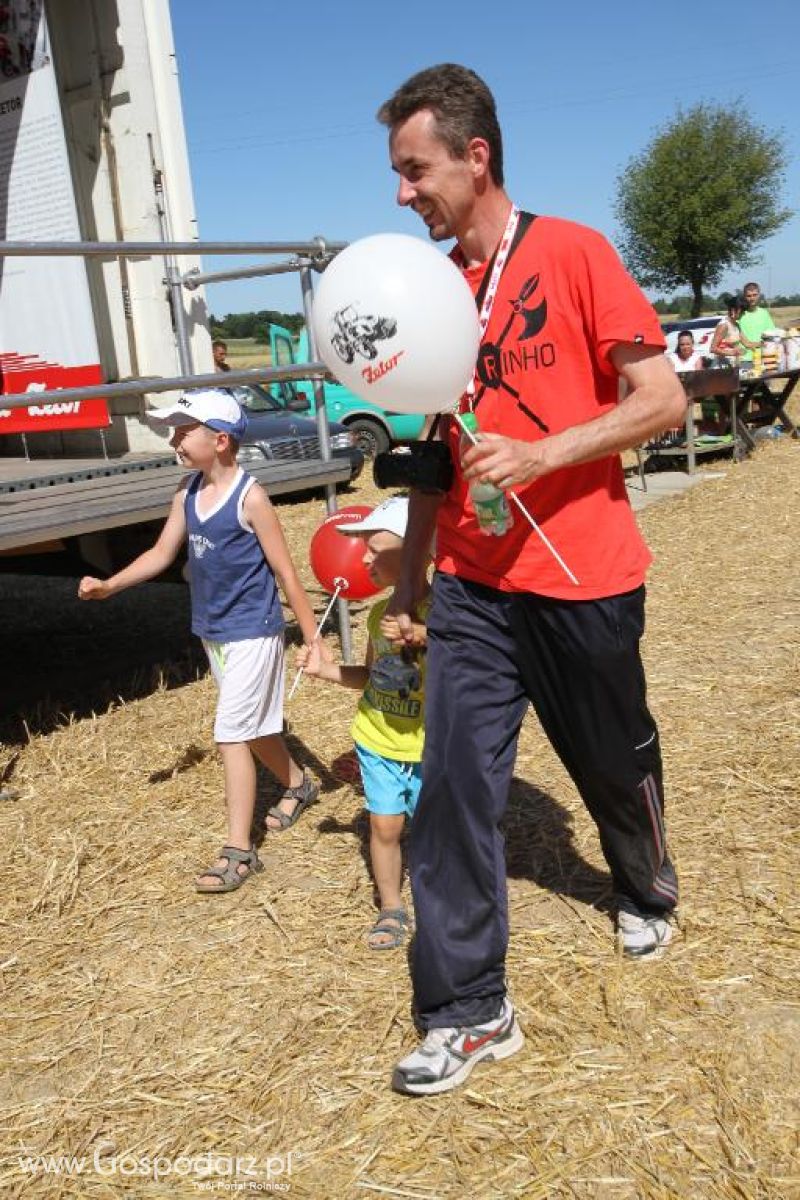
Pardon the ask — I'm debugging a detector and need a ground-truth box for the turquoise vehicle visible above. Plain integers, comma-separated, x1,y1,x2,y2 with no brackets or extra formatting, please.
268,323,426,458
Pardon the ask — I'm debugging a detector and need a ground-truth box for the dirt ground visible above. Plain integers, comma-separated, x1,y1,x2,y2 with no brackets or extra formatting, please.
1,444,798,1199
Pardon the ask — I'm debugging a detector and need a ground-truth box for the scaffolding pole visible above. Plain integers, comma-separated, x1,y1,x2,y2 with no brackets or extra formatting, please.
0,238,347,257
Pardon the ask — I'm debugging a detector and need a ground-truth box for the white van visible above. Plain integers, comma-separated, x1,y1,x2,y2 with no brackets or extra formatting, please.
660,316,725,355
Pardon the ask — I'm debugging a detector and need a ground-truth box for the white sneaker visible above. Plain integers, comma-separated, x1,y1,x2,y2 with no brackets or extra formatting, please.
617,910,673,959
391,998,524,1096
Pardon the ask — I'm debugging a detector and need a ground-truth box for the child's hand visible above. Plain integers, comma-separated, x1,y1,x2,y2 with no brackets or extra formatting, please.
317,637,335,663
78,576,110,600
297,640,322,677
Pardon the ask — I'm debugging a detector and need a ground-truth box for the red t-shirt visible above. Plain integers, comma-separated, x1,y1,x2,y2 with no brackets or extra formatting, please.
436,215,665,600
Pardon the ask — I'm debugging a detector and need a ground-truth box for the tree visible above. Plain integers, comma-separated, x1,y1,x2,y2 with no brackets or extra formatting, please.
209,310,304,339
615,104,792,316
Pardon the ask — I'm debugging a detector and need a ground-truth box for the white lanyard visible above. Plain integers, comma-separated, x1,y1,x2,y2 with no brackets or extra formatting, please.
460,204,520,410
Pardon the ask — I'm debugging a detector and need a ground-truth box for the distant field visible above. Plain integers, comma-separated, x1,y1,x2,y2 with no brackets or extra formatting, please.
765,305,800,328
225,338,271,369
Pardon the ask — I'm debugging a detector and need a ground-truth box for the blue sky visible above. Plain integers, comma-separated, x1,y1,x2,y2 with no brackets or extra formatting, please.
170,0,800,319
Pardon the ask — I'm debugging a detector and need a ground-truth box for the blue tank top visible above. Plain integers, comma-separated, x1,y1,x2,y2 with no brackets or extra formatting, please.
184,469,284,641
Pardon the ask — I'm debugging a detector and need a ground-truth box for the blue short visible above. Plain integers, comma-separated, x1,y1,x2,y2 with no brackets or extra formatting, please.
354,744,422,817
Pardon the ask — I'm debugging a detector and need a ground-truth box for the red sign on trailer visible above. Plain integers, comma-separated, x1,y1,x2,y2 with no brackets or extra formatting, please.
0,397,110,435
0,357,108,434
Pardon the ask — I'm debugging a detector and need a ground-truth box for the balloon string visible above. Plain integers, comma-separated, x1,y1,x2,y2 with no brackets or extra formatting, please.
506,493,579,586
287,581,344,701
454,413,579,587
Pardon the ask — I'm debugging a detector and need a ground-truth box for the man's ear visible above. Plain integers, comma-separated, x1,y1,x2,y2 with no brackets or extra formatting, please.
466,137,491,180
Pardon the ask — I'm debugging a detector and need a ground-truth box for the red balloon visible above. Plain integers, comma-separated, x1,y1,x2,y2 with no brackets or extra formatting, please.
309,506,382,600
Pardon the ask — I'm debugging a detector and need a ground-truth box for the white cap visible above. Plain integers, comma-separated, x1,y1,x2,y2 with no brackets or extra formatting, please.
146,388,248,440
338,496,408,539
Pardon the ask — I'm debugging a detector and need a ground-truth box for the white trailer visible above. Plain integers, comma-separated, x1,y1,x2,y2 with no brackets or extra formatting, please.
0,0,210,458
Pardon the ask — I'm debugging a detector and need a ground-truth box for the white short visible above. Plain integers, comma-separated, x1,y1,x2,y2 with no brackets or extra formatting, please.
203,634,285,743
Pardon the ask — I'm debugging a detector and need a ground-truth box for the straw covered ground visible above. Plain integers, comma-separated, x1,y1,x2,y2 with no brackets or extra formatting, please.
0,441,798,1199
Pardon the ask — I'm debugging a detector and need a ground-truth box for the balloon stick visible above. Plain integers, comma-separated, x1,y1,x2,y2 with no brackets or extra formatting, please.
454,413,579,587
287,577,347,701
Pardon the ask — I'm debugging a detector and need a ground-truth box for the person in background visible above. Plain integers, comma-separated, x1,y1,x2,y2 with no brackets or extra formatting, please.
376,62,685,1097
738,283,774,361
710,296,745,363
213,339,231,373
667,329,727,435
667,330,705,373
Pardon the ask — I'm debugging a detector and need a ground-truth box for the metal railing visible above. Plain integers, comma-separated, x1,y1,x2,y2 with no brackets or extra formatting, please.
0,364,329,409
0,238,347,256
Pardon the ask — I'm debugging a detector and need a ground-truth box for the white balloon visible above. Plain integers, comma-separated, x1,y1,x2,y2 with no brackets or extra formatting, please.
311,233,480,415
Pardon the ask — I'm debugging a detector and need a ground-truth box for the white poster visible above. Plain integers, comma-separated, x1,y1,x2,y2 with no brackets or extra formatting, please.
0,0,103,401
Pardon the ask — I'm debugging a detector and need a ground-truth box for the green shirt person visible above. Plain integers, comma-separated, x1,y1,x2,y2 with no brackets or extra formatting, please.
738,282,774,360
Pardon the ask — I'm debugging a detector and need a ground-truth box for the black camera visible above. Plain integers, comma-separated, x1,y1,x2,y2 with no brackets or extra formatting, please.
373,441,454,494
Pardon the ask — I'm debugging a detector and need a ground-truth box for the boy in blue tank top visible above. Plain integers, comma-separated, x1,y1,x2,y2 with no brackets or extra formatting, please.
79,388,322,893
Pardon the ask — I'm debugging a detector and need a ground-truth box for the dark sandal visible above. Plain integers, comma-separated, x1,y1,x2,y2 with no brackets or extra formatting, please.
367,907,409,951
195,845,264,894
266,771,319,832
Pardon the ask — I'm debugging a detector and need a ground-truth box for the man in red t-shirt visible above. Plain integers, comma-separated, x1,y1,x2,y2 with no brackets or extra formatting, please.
376,64,686,1098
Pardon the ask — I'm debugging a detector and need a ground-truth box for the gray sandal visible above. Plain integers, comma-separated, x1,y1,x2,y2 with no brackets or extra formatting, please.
367,908,409,951
195,845,264,894
266,771,319,832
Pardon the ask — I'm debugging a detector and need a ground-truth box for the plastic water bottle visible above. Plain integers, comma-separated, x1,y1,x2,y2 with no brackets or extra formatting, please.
459,412,514,537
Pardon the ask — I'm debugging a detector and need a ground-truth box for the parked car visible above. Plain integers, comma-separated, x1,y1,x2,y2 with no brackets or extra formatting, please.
268,323,426,458
660,316,724,356
225,383,364,484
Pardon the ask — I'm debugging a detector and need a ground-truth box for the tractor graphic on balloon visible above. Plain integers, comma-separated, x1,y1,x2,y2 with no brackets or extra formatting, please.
329,305,398,365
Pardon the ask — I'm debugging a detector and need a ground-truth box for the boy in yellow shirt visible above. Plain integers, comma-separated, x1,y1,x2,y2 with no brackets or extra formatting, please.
298,497,429,949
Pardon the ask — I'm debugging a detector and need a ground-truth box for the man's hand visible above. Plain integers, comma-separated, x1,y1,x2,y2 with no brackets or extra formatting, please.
78,576,110,600
380,613,427,647
461,433,550,491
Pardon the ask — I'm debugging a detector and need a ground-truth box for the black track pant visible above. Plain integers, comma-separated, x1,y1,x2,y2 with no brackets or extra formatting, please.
410,572,678,1029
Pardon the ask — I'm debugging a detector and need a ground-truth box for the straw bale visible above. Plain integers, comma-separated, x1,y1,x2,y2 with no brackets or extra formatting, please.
0,441,798,1198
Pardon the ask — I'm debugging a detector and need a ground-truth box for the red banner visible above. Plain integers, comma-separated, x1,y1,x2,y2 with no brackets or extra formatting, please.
0,396,110,435
0,357,107,439
0,359,108,434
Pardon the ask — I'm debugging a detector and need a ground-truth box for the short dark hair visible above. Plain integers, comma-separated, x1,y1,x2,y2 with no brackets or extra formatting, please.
743,282,760,292
376,63,504,187
212,339,227,350
677,330,694,341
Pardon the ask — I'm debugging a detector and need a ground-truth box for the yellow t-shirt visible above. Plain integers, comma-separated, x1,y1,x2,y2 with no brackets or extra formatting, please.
350,595,429,762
